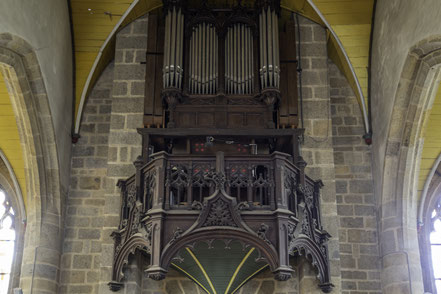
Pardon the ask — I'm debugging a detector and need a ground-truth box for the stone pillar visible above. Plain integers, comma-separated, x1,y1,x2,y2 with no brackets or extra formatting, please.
20,213,63,294
296,15,341,293
59,63,114,294
329,62,382,293
98,14,148,293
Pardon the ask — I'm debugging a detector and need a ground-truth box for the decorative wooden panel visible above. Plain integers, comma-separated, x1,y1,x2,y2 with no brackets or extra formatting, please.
174,103,267,129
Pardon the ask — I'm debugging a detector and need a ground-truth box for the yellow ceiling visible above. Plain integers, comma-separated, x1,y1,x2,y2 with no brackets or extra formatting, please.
71,0,132,116
418,82,441,193
0,72,26,206
313,0,373,103
71,0,373,132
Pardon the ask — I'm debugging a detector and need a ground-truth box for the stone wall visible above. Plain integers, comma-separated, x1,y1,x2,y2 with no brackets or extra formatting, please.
99,15,149,294
329,62,381,293
59,62,113,294
296,16,342,293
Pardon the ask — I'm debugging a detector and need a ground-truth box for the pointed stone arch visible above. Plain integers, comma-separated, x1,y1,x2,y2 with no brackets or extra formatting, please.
379,35,441,294
0,33,63,294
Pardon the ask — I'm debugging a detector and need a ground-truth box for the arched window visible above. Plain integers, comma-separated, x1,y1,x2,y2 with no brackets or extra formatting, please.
0,188,16,293
420,159,441,294
429,197,441,293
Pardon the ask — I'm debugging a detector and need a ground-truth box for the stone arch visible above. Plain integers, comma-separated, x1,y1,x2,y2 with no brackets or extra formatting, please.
0,33,63,293
379,35,441,294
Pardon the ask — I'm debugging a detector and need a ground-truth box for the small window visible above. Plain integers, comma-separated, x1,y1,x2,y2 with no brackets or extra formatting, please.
0,189,16,294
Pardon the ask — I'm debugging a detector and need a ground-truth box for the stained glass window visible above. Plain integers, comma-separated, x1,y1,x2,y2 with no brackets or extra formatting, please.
430,197,441,294
0,189,15,294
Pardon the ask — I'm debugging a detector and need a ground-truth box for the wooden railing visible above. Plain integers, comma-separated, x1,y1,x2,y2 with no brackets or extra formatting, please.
112,149,332,292
117,151,324,232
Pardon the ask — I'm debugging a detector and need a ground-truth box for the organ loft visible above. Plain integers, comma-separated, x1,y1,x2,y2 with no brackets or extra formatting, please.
109,0,334,293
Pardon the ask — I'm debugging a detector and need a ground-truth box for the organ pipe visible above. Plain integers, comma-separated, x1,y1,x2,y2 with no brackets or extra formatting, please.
163,6,184,89
259,7,280,90
225,24,254,95
188,23,218,94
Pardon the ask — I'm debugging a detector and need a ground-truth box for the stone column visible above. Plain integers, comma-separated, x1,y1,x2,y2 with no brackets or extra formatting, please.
98,14,148,293
296,16,341,293
59,63,114,294
329,62,382,293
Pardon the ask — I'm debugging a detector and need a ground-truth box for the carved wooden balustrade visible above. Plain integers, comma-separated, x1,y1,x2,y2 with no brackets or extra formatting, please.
109,139,334,292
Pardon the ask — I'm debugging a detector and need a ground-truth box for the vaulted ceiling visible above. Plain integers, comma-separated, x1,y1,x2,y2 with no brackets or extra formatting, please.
419,84,441,195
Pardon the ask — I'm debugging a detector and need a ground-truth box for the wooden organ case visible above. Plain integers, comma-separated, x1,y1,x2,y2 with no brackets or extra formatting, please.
110,1,334,293
143,0,299,130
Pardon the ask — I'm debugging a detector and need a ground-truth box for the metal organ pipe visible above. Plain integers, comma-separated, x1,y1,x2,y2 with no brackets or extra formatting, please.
267,9,273,88
188,23,218,94
232,26,235,93
214,28,218,92
163,6,184,89
261,10,268,89
202,23,206,94
240,24,245,94
164,10,171,87
259,13,264,88
177,9,184,88
189,25,195,92
208,26,211,94
197,24,201,94
170,7,176,86
272,8,280,88
211,27,216,94
249,28,253,91
225,24,254,95
259,7,280,90
243,26,246,94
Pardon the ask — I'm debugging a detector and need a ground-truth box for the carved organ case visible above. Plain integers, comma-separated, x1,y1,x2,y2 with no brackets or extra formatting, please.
144,0,299,130
110,1,333,293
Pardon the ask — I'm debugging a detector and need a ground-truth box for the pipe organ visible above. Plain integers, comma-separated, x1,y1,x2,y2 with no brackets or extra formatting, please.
143,0,298,129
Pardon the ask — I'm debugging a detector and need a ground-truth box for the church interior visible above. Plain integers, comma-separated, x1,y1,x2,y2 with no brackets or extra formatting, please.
0,0,441,293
